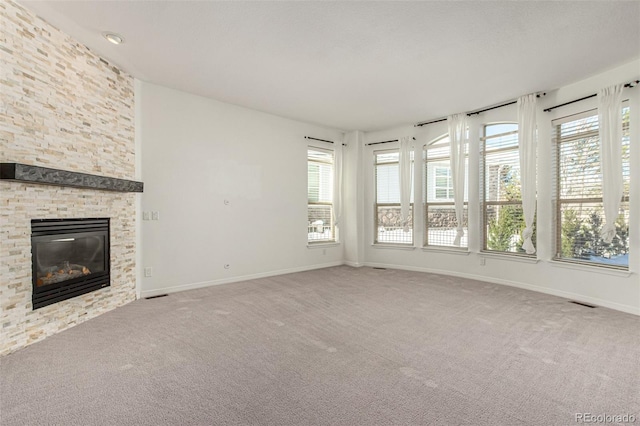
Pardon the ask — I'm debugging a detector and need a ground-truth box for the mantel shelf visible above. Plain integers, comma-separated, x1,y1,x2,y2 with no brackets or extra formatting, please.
0,163,143,193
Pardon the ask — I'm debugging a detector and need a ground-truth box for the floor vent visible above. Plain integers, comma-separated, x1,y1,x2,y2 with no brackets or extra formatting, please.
373,267,387,270
570,301,597,308
145,294,168,300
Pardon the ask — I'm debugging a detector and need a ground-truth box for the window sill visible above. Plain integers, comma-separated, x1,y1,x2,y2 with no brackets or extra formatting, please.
307,242,340,249
480,251,539,264
550,260,631,277
422,246,470,256
371,244,416,251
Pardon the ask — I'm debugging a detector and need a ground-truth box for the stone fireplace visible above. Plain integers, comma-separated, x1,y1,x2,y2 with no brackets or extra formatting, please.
1,0,139,355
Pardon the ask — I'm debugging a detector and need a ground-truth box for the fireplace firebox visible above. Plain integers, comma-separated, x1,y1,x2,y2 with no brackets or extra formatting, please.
31,218,110,309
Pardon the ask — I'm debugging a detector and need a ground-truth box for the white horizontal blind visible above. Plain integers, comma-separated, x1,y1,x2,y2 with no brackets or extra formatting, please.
424,135,468,247
553,105,630,268
481,123,532,254
375,150,413,244
308,147,334,243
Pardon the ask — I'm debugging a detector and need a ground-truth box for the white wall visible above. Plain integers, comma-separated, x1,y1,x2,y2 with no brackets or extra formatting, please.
137,81,344,297
362,60,640,315
137,61,639,315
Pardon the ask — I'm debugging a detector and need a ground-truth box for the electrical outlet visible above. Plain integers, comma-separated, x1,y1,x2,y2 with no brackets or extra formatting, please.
151,211,159,220
144,267,153,277
322,249,327,255
480,257,486,266
142,211,150,221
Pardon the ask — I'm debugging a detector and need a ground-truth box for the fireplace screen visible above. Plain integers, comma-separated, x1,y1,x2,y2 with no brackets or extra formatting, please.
31,218,110,309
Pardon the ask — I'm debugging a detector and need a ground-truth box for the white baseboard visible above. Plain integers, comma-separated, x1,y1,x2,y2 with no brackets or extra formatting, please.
139,261,344,298
139,259,639,316
363,262,640,316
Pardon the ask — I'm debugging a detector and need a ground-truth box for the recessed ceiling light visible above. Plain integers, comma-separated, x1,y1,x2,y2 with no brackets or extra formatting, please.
103,32,124,45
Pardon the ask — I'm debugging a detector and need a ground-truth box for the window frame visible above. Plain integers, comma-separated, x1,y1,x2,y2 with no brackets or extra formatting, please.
307,146,335,245
480,122,534,256
424,134,468,249
374,148,414,246
552,104,630,269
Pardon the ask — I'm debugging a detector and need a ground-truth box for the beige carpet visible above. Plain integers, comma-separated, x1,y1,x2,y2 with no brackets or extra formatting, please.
1,266,639,425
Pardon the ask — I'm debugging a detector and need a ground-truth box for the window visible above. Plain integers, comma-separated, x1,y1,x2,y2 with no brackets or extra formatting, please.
553,105,630,268
374,150,413,244
481,123,533,254
307,147,334,243
434,167,453,200
424,135,468,247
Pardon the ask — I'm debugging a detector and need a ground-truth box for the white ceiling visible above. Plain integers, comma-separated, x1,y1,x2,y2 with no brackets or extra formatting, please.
20,1,640,132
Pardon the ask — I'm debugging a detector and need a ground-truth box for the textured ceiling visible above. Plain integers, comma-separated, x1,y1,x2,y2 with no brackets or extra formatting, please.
19,1,640,131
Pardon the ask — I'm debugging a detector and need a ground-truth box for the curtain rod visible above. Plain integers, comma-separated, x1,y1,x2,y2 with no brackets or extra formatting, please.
544,80,639,113
414,93,546,126
415,117,447,127
467,92,546,116
366,137,416,146
467,100,517,116
304,136,346,146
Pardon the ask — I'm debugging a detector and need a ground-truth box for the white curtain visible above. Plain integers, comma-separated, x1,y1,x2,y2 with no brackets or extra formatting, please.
447,114,467,246
332,140,343,228
399,136,412,232
518,94,537,254
598,84,624,243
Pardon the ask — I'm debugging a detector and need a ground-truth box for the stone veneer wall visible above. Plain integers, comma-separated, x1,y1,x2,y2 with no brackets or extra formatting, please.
0,0,137,355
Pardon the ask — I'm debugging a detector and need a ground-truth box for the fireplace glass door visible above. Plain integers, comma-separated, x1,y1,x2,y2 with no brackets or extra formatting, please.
31,218,110,309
